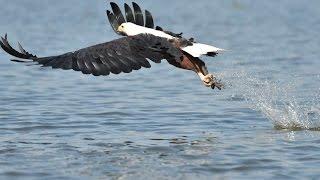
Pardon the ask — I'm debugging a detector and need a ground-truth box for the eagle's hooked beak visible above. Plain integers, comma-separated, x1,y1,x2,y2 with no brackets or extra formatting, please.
117,24,124,32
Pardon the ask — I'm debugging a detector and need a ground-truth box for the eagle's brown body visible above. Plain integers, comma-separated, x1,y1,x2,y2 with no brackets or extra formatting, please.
168,52,208,75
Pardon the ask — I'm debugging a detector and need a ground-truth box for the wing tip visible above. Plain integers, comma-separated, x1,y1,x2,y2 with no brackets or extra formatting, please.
132,2,139,7
1,33,7,44
110,2,118,8
0,34,37,59
3,33,8,40
124,3,130,10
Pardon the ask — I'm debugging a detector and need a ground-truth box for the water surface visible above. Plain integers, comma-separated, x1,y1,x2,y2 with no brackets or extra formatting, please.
0,0,319,179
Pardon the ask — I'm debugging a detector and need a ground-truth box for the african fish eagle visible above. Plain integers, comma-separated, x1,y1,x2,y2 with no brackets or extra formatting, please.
0,2,225,89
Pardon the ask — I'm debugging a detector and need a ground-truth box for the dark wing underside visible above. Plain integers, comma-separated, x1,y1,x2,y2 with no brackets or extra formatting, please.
0,34,183,76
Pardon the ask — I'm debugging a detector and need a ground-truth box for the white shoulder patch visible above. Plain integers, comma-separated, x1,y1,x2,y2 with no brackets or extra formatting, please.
182,43,225,57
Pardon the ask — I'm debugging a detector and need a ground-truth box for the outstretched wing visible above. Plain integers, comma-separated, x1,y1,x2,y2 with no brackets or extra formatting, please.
0,34,183,76
106,2,182,38
107,2,155,35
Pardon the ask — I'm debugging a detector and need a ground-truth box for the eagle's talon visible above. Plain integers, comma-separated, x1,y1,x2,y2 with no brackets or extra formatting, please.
202,74,214,87
201,73,224,90
213,81,224,90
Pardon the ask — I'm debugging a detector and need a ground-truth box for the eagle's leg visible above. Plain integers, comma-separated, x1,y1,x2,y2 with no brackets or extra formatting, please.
197,72,223,90
167,52,224,90
191,57,224,90
198,73,214,87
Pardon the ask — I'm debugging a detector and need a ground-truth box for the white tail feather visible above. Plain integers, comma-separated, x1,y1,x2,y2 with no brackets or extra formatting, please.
182,43,225,57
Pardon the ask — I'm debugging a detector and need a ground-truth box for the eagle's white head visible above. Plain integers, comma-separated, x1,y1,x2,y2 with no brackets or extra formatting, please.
117,22,144,36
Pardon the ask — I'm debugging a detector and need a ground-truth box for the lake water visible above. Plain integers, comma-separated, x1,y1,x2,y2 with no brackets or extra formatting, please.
0,0,319,179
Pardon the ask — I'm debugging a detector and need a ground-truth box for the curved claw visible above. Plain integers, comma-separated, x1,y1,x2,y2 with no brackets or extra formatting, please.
201,74,224,90
211,80,224,90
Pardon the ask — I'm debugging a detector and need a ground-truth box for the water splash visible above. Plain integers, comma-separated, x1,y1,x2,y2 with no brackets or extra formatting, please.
220,70,320,130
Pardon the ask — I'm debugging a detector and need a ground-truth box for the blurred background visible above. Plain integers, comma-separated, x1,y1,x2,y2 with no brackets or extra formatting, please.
0,0,319,179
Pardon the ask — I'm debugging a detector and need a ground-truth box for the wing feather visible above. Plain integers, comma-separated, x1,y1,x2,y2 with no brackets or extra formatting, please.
132,2,144,26
51,57,66,69
1,34,183,76
110,2,126,25
76,58,90,74
124,3,135,23
59,56,73,70
107,2,159,36
144,10,154,29
106,10,121,35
